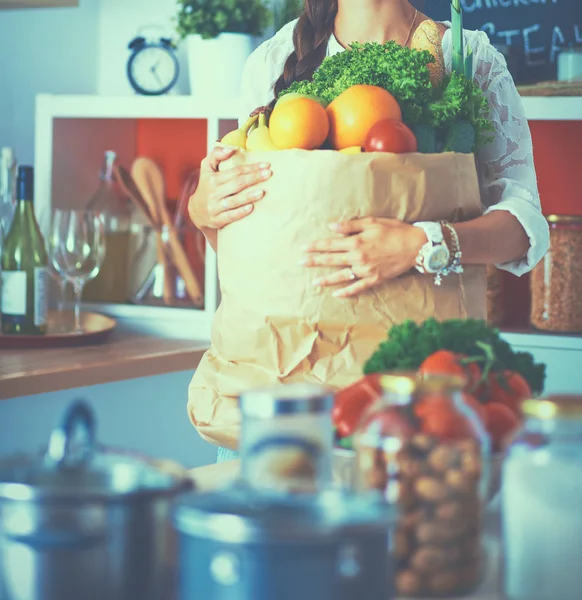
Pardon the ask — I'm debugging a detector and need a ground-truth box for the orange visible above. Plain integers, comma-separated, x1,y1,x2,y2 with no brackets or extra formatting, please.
326,85,402,150
268,97,330,150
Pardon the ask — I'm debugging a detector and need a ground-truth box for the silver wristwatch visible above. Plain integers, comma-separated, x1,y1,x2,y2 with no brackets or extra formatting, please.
412,221,450,282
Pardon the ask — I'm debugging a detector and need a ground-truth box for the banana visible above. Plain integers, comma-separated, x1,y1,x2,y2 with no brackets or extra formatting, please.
246,113,280,152
339,146,363,154
220,114,259,149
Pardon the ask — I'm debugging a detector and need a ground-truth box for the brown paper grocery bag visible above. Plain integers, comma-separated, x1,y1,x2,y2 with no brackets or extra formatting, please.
188,149,486,449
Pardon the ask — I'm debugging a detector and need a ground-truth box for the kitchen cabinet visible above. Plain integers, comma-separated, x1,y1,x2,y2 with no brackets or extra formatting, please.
0,0,78,8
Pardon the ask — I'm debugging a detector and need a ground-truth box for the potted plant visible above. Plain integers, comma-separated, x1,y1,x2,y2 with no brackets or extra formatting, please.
176,0,271,99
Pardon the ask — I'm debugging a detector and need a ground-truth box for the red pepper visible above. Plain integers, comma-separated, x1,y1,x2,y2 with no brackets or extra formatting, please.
332,374,383,438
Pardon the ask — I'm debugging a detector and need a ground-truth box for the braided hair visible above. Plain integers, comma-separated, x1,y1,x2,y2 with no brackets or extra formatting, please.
271,0,338,103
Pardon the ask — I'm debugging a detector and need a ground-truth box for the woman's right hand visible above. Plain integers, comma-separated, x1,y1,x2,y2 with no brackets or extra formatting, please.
188,145,273,230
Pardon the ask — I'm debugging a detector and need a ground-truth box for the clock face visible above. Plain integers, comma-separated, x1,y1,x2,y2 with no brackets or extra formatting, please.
127,45,179,95
427,246,450,272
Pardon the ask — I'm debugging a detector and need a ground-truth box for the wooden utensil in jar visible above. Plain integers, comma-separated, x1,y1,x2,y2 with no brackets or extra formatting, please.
131,157,204,308
113,165,162,300
125,161,174,304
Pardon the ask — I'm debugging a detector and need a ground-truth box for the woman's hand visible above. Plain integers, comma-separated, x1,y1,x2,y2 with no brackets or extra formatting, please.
302,217,427,297
188,145,272,230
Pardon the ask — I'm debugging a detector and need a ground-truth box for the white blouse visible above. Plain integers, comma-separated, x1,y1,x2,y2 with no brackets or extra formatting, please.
237,20,550,277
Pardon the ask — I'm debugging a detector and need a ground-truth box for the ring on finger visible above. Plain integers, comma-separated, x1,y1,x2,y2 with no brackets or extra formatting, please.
347,267,358,280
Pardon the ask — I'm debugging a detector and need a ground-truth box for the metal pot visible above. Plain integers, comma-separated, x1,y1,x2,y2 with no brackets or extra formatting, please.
0,400,192,600
174,485,395,600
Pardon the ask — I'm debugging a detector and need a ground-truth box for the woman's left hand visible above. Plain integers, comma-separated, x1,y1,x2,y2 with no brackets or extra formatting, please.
302,217,427,297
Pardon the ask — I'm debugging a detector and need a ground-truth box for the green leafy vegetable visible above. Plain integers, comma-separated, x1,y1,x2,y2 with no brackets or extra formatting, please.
363,318,546,396
279,40,493,149
443,120,475,153
281,41,435,126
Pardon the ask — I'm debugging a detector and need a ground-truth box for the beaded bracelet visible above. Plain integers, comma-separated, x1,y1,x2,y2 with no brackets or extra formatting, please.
439,221,464,276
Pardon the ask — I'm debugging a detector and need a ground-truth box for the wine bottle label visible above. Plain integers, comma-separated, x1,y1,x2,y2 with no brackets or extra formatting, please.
0,271,27,315
34,267,48,327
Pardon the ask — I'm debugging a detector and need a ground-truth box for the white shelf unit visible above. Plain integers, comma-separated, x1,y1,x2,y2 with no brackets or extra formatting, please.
34,94,241,340
520,96,582,121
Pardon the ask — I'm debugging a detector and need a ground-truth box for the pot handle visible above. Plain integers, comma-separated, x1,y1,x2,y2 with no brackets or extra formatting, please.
44,400,96,468
7,529,104,551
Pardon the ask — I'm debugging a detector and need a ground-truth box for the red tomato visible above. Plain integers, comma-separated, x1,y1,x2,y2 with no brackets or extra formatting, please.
364,119,418,154
483,402,521,452
332,374,383,438
420,350,466,378
461,392,488,428
485,370,532,417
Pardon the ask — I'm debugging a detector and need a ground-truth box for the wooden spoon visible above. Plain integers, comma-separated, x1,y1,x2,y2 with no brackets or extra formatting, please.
113,164,153,224
131,158,204,308
113,164,161,300
129,160,173,304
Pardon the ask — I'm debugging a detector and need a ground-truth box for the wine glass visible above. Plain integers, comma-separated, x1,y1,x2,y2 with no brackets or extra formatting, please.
48,209,106,334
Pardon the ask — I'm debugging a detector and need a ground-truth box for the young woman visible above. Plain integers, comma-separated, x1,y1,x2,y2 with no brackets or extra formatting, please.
188,0,550,463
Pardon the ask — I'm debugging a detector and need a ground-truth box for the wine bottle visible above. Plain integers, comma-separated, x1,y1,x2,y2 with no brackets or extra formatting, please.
0,166,48,335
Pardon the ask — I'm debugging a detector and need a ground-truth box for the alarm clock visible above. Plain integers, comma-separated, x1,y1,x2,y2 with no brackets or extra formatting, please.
126,36,179,96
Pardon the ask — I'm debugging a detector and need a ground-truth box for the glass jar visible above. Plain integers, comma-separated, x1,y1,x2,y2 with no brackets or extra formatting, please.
239,383,334,495
530,214,582,333
502,395,582,600
83,150,143,303
354,373,490,598
486,264,504,327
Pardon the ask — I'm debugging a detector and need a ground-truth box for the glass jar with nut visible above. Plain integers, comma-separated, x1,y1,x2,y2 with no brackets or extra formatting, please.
353,373,491,598
530,214,582,333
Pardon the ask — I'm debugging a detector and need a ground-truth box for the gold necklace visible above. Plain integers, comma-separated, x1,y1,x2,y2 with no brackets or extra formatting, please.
403,8,419,47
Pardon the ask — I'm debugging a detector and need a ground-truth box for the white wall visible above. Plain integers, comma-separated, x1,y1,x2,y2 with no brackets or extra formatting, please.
0,0,100,164
0,370,217,468
0,0,280,164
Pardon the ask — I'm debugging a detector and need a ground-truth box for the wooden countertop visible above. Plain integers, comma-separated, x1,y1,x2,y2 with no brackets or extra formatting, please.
0,324,209,401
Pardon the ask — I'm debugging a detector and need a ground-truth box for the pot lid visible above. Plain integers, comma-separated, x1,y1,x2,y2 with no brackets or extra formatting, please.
174,484,393,544
0,400,190,501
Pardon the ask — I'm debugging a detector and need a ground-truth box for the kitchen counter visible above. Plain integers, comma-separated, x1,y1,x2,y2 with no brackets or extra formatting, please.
0,320,209,401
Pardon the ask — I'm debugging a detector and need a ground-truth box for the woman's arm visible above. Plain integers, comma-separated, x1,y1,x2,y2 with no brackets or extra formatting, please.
189,41,275,251
467,34,549,274
188,146,272,253
453,210,529,265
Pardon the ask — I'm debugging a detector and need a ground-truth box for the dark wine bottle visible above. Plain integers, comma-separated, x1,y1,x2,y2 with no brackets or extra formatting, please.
0,166,48,335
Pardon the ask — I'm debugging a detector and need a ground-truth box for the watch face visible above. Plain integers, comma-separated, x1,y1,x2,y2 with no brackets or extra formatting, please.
426,246,450,272
127,45,179,95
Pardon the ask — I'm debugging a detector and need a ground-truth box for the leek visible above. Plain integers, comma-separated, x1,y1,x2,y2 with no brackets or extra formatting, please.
451,0,465,75
464,44,474,80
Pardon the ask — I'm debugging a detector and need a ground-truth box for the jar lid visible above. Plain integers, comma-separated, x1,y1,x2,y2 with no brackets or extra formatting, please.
380,372,466,397
174,485,393,544
239,383,334,418
0,400,191,502
546,214,582,225
522,395,582,420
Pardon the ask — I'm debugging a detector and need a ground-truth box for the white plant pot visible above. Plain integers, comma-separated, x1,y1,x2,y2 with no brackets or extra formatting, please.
187,32,254,100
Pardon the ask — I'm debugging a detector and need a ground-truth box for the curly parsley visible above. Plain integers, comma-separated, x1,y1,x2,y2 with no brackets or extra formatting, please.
280,41,493,150
363,318,546,395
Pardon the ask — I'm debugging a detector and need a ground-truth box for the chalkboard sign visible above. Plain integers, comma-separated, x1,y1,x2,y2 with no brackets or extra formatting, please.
426,0,582,84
